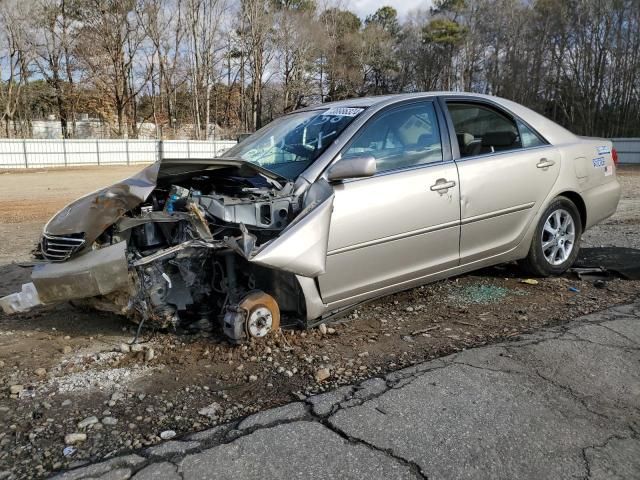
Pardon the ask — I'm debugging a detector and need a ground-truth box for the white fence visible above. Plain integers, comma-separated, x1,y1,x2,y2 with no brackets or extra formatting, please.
3,137,635,169
612,138,640,165
0,139,237,169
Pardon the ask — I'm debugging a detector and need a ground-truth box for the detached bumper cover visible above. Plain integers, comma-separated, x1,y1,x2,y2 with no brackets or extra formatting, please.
0,283,41,314
0,242,130,314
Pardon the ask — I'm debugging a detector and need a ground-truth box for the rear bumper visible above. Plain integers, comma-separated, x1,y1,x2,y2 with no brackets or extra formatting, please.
0,242,129,314
582,179,621,230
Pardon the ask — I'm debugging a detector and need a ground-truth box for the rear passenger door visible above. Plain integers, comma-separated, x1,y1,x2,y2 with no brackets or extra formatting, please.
443,99,561,264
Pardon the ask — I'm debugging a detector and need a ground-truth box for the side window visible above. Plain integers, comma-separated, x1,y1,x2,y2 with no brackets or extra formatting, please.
517,119,546,148
447,102,522,158
343,102,443,173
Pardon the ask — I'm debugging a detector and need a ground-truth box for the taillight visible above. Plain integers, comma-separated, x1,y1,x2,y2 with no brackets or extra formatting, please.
612,147,619,165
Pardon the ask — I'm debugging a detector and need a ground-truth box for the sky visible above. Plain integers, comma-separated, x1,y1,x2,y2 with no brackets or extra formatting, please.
348,0,432,19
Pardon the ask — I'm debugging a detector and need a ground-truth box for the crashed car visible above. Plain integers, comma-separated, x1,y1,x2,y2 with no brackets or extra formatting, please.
1,93,621,342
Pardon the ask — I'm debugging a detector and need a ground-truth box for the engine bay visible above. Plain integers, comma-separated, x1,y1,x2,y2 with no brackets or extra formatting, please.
89,166,308,342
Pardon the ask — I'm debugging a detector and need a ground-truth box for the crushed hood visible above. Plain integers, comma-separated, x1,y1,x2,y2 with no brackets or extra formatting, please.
44,159,287,246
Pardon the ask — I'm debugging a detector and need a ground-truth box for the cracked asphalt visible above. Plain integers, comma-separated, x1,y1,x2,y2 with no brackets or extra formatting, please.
51,299,640,480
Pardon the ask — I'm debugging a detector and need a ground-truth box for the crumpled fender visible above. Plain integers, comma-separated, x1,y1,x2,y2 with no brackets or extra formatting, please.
226,194,334,277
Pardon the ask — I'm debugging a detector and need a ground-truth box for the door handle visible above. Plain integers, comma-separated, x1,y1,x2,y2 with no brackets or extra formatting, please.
430,179,456,192
536,158,555,169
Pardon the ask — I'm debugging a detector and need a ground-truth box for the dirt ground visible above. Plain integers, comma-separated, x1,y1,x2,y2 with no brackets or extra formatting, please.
0,165,639,479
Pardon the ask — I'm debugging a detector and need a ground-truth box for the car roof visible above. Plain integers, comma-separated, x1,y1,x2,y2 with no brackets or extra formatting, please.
298,92,501,111
298,91,577,145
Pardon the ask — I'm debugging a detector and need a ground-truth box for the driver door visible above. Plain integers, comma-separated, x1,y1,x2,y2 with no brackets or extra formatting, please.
317,101,461,305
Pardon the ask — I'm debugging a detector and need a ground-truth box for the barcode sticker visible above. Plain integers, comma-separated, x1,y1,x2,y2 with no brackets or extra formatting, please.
323,107,364,117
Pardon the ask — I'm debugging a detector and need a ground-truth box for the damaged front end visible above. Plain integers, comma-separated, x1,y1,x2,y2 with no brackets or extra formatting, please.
1,159,333,343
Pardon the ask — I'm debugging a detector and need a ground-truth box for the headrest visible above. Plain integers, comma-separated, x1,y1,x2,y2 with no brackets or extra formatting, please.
456,132,475,146
481,131,517,147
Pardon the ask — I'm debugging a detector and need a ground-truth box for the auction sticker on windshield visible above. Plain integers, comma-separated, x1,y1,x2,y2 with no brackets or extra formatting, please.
323,107,364,117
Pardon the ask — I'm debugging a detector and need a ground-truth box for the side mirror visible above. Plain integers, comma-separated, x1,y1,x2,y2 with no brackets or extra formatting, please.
327,156,377,182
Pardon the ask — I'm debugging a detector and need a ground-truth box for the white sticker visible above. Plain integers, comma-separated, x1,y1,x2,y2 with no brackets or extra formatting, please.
604,165,613,176
596,145,610,155
592,157,605,168
323,107,364,117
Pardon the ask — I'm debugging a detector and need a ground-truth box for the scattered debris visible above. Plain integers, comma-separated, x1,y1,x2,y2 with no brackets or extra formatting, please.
144,347,155,362
9,384,23,396
411,326,439,336
198,403,222,419
101,417,118,426
314,368,331,383
520,279,539,285
594,279,607,289
447,284,519,305
47,366,153,394
64,433,87,444
62,446,76,457
77,416,99,429
159,430,176,440
575,247,640,280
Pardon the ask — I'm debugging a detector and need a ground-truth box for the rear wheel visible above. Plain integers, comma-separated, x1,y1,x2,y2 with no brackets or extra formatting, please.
520,196,582,277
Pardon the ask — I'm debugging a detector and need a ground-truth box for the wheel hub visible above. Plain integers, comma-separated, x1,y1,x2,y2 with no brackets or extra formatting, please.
541,208,576,266
247,307,273,338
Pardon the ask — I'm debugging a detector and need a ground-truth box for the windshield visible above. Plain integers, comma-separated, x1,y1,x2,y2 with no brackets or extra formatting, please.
223,107,364,179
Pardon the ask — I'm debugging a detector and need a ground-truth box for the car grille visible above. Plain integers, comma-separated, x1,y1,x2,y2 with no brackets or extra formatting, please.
41,233,86,261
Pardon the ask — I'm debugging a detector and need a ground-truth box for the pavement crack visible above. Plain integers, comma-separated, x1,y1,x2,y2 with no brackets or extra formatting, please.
557,332,640,351
320,419,428,480
532,369,610,420
449,360,524,375
581,445,592,480
580,434,631,480
598,324,639,346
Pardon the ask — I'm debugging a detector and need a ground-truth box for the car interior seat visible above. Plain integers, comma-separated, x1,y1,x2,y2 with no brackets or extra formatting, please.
480,131,518,154
456,132,483,157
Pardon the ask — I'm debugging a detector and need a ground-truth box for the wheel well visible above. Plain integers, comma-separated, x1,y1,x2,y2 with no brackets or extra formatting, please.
558,191,586,230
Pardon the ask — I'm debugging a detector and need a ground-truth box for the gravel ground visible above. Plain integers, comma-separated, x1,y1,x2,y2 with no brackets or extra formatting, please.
0,165,638,479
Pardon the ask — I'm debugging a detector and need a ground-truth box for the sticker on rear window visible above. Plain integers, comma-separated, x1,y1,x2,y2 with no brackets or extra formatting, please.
596,145,610,155
323,107,364,117
592,157,605,168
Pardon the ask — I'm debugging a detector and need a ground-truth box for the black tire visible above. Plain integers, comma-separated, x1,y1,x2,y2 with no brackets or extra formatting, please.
520,196,582,277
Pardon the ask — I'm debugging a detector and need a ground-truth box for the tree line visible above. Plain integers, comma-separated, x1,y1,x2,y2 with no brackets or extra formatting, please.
1,0,639,140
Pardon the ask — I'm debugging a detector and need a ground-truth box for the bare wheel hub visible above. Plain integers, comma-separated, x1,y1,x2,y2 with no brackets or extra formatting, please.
238,291,281,340
247,307,273,338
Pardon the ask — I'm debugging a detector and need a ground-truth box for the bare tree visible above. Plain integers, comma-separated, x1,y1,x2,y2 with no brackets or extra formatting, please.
0,0,33,138
76,0,149,137
185,0,227,139
1,0,640,139
139,0,187,137
238,0,273,129
29,0,79,138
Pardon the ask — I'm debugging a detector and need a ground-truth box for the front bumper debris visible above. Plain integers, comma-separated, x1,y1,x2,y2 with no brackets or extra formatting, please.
0,282,42,314
0,241,130,314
